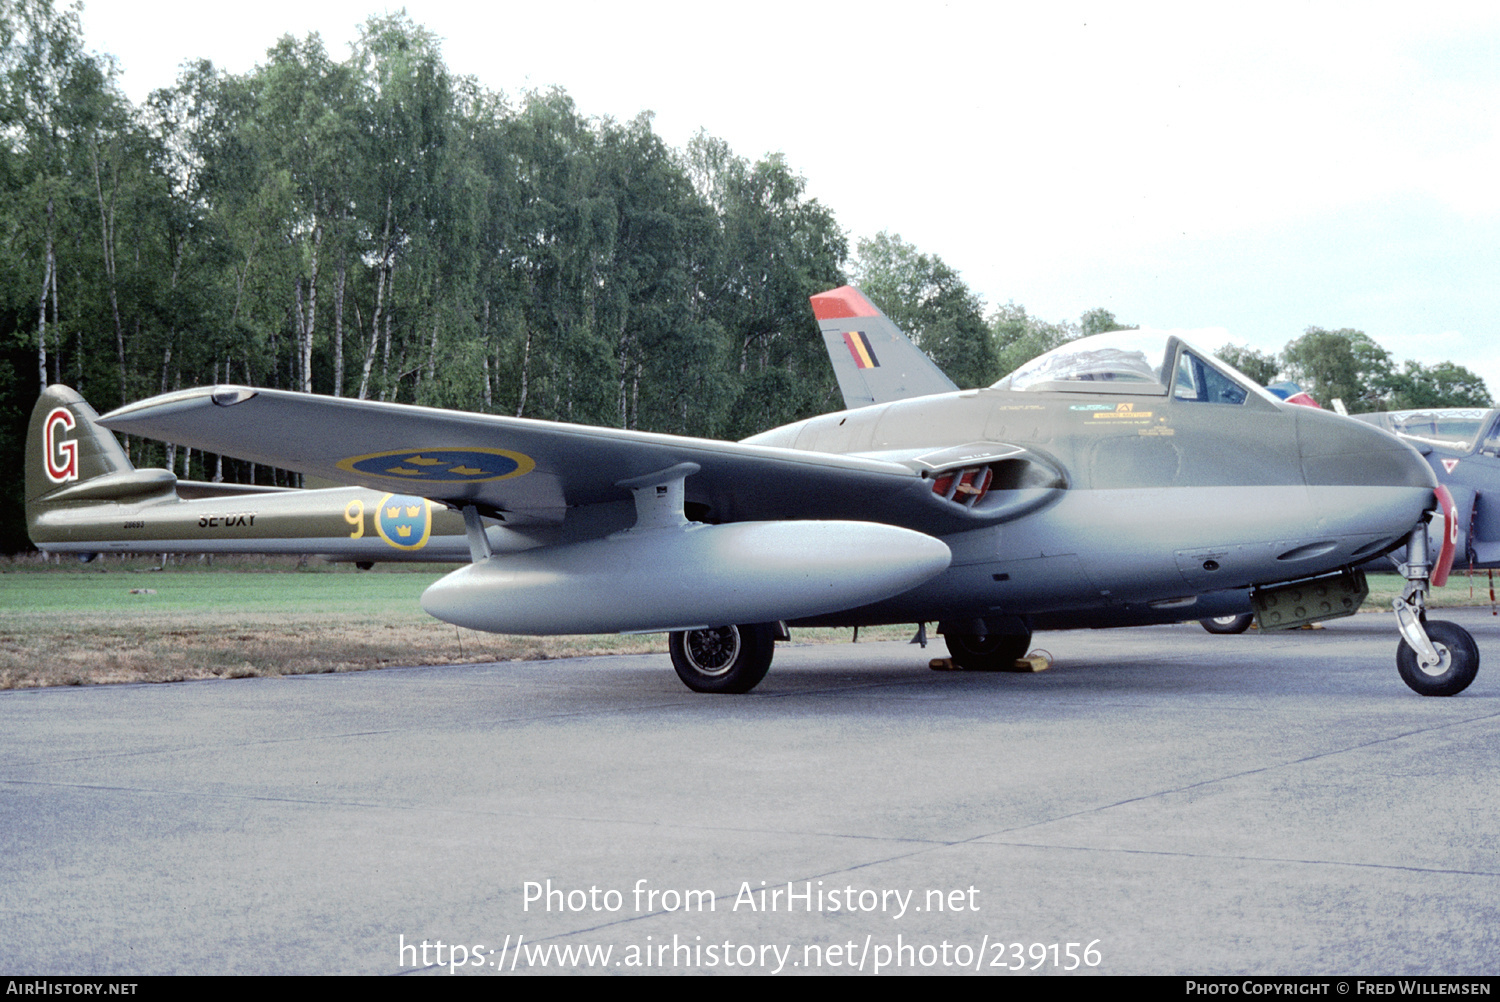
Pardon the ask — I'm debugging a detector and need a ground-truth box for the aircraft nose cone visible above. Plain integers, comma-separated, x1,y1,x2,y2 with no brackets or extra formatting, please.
1293,408,1437,553
1295,408,1437,490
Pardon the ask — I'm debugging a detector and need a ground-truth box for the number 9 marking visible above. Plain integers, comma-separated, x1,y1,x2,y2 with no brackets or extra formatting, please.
344,499,365,539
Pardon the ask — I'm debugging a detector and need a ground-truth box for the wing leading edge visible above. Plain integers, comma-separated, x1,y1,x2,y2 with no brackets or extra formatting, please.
99,387,986,533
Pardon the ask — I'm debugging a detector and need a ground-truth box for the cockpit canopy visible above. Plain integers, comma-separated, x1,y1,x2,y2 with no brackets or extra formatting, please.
990,329,1278,406
1355,408,1499,453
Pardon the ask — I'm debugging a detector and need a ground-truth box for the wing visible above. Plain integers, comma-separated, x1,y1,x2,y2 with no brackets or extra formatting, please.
812,286,959,408
99,386,985,533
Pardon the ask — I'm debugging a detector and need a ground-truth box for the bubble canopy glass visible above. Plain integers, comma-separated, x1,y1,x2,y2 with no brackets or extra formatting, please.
991,329,1278,406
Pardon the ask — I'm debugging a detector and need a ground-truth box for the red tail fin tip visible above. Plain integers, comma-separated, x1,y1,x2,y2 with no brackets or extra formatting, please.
810,286,879,321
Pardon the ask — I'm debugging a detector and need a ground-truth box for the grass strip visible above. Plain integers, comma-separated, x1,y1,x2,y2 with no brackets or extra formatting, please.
1,554,1492,689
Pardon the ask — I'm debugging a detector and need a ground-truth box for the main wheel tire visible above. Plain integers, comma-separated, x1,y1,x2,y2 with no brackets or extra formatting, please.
1201,614,1254,635
669,623,775,694
1397,619,1480,697
945,632,1032,671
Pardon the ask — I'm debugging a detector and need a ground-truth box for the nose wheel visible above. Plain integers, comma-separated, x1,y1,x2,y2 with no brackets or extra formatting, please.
1397,619,1479,697
1392,507,1479,696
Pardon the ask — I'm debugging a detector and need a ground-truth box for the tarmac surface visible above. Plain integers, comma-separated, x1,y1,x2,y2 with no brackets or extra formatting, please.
3,609,1499,976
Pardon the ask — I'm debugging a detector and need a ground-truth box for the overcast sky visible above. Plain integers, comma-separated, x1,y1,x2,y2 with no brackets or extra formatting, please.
77,1,1500,390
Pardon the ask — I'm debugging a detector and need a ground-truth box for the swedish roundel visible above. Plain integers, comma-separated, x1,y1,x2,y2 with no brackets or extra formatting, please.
336,447,535,484
376,494,432,550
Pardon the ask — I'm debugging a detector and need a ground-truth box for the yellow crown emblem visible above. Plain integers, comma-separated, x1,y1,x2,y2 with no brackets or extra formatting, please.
397,525,412,537
386,506,400,518
406,505,421,517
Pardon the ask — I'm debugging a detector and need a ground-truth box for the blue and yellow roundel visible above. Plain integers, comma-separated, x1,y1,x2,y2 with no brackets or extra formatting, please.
336,447,535,484
376,494,432,550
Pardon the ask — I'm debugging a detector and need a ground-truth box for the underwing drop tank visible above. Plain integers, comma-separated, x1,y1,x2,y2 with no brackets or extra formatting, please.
420,519,952,635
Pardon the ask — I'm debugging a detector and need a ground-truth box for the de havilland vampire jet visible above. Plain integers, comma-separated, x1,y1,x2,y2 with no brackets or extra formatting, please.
26,286,1475,696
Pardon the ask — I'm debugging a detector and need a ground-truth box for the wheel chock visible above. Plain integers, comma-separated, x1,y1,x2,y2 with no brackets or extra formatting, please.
929,653,1053,673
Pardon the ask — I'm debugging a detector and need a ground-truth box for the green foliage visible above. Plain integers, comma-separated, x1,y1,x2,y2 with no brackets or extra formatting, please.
989,302,1080,378
987,305,1134,383
1383,360,1492,410
853,231,995,388
1281,327,1394,413
0,9,859,550
1079,308,1137,337
685,133,846,437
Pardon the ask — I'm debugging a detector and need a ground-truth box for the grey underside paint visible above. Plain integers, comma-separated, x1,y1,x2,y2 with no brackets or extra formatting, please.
789,483,1427,630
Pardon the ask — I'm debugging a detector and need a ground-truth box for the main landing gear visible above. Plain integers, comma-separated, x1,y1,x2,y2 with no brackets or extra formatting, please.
667,622,1040,690
944,631,1033,670
1393,514,1479,697
668,624,776,694
1200,613,1254,635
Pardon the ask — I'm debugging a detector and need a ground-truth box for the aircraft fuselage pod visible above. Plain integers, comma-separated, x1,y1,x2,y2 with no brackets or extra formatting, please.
745,339,1434,635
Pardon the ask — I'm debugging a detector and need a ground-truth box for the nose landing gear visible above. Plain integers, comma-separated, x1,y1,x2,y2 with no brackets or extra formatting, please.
1393,503,1478,696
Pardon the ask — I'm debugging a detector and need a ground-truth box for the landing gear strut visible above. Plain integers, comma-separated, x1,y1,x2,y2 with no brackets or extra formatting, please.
1393,515,1478,696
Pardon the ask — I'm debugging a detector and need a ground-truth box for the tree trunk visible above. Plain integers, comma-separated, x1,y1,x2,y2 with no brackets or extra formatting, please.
481,299,491,410
631,361,641,431
36,204,53,393
293,276,305,391
357,262,384,400
231,233,259,327
333,262,346,396
302,222,321,393
424,313,440,392
91,146,127,405
49,257,60,386
516,323,532,418
423,275,441,396
380,268,394,399
358,194,393,401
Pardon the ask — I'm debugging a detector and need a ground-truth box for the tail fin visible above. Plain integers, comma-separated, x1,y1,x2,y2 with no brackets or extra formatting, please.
810,286,959,409
26,385,176,549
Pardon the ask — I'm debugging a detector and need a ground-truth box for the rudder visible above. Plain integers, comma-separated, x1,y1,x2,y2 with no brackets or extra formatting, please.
26,385,175,549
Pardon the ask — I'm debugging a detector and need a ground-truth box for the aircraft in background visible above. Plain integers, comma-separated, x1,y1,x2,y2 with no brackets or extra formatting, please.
1200,406,1499,635
1355,408,1500,573
30,287,1472,696
1265,381,1322,409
